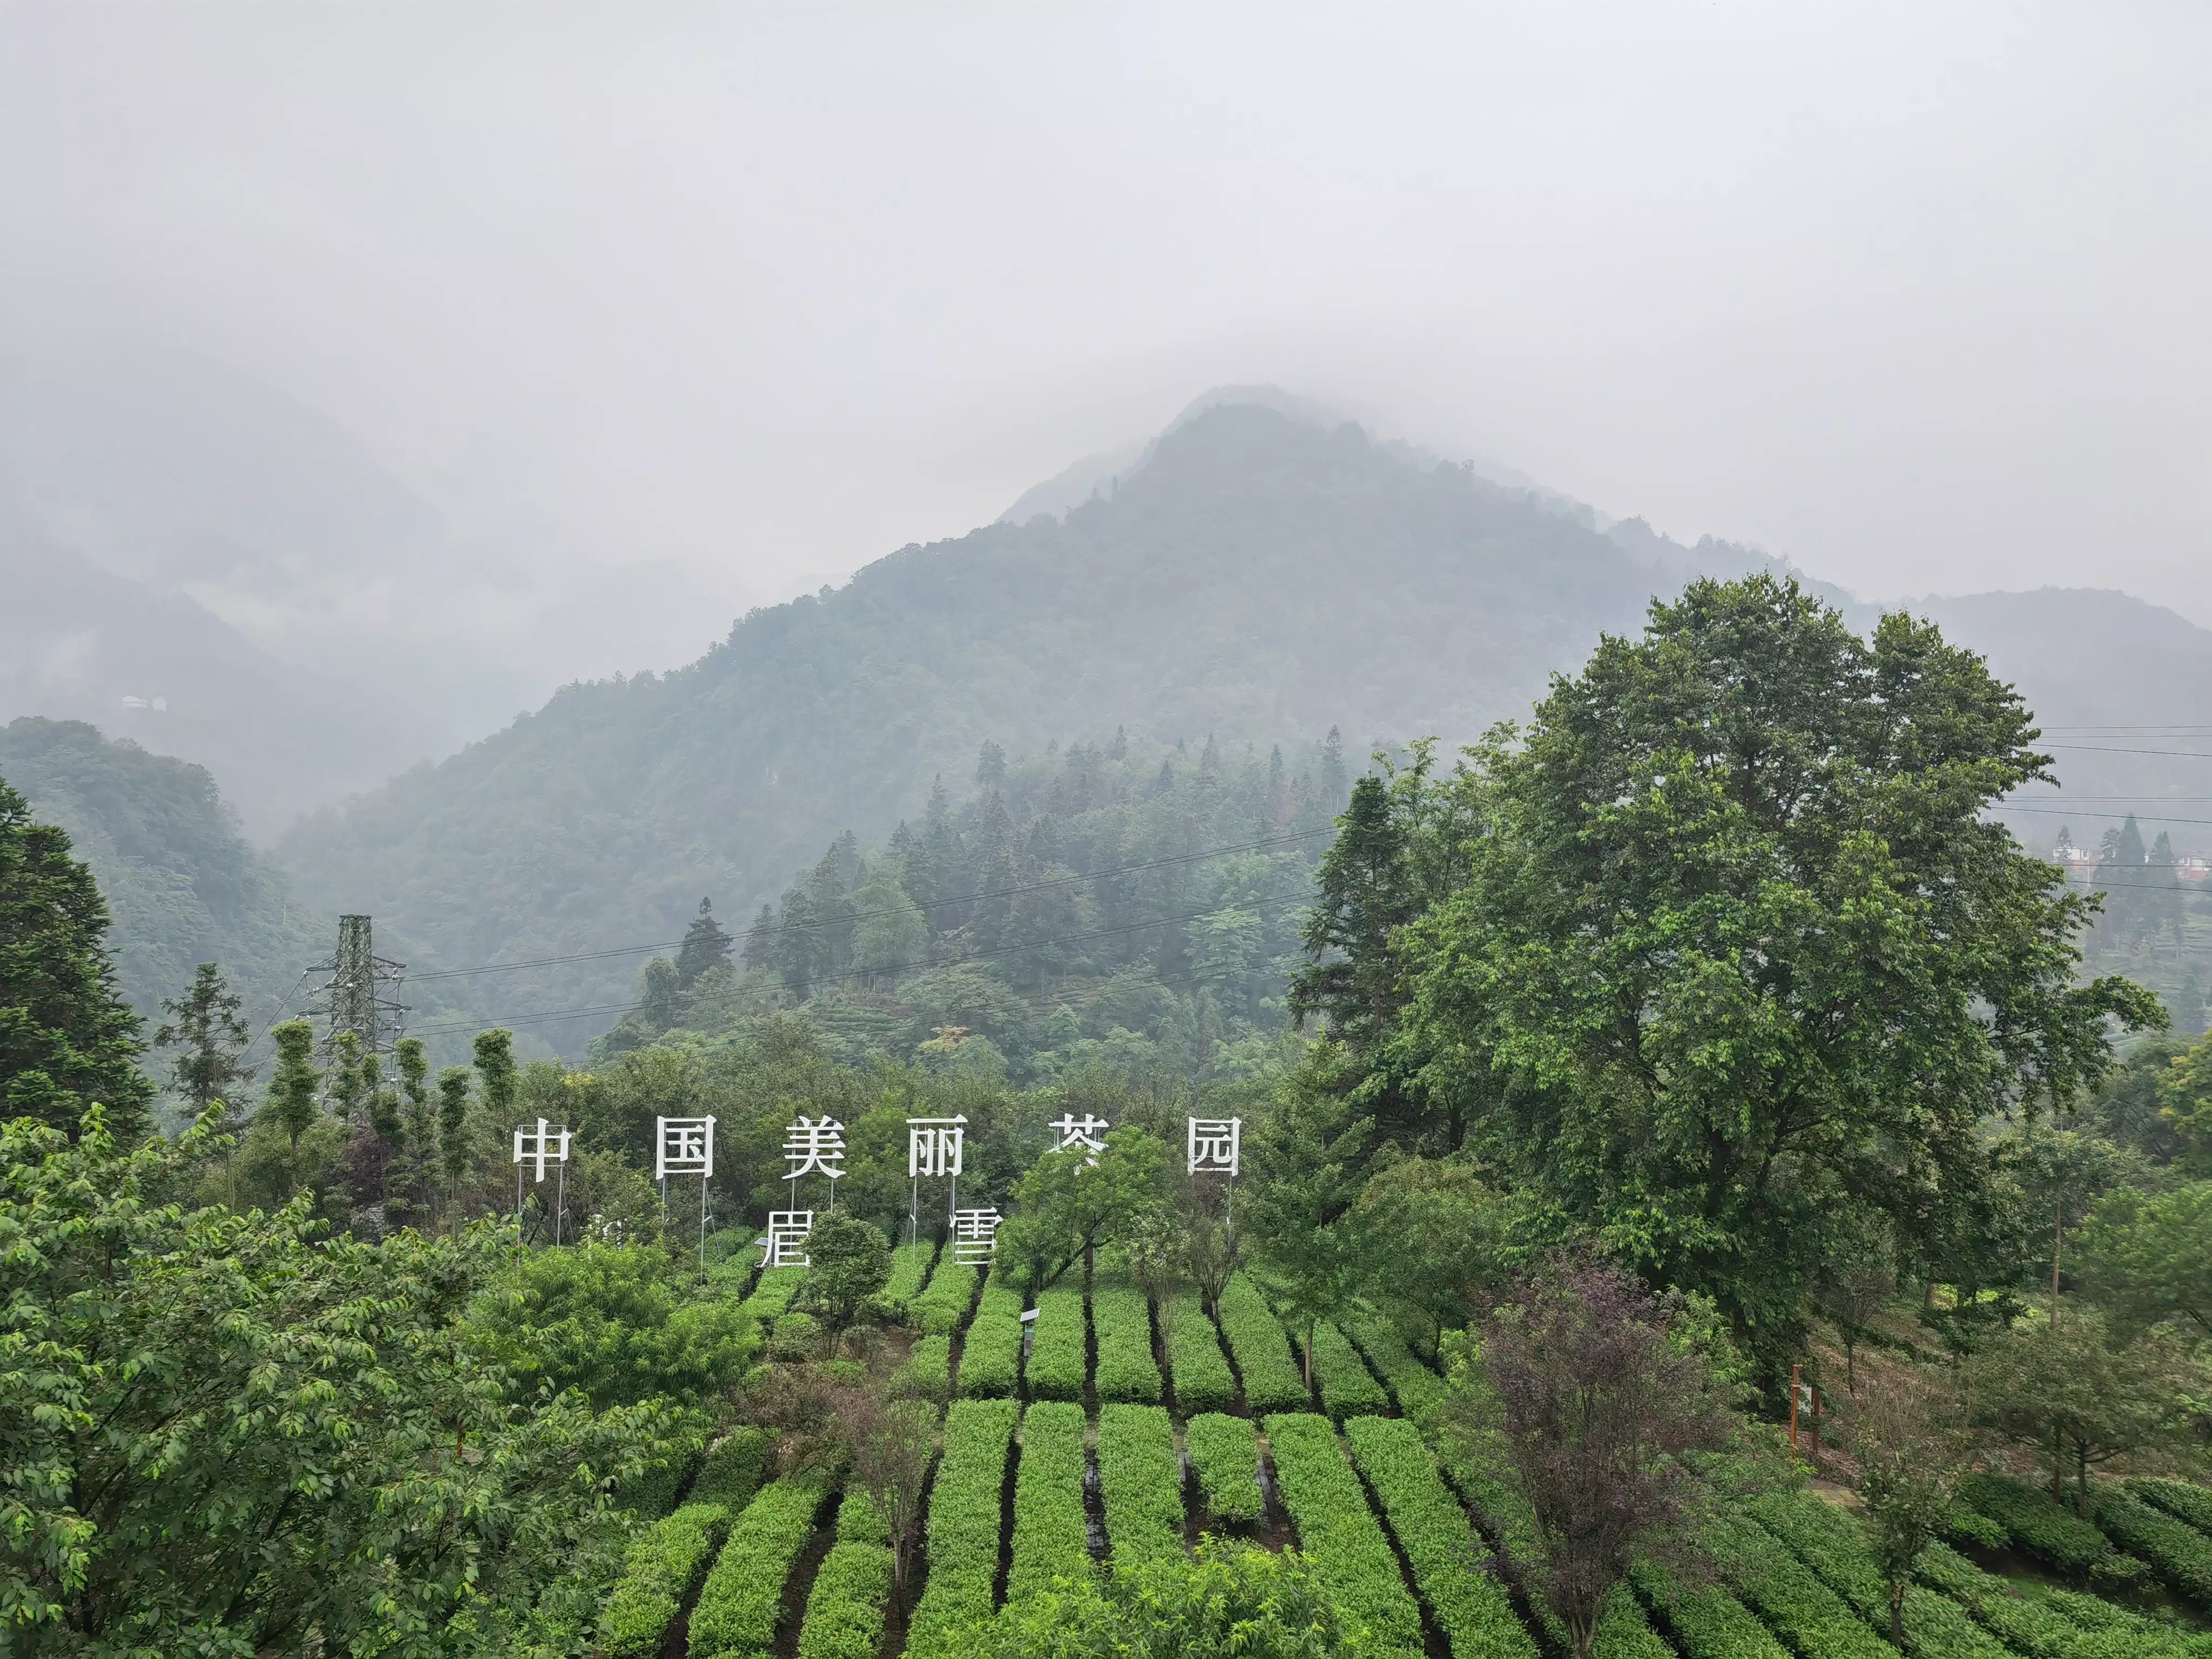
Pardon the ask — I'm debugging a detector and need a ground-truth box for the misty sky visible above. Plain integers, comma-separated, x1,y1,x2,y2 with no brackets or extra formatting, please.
6,0,2209,665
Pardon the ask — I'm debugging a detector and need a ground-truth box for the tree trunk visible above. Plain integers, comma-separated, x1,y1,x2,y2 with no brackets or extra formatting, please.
2077,1444,2090,1515
1890,1581,1906,1649
2051,1430,2065,1506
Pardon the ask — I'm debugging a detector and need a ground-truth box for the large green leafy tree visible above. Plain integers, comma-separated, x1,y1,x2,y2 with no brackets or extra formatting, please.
0,779,152,1143
0,1110,683,1656
1373,577,2160,1371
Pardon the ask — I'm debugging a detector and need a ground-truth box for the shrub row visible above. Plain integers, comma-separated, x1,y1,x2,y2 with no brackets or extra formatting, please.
1307,1322,1389,1421
1217,1274,1312,1415
1345,1415,1535,1659
1752,1492,2008,1658
883,1239,938,1314
2132,1478,2212,1538
1914,1541,2197,1659
687,1476,825,1659
1185,1412,1264,1526
1092,1284,1164,1404
906,1396,1019,1659
1007,1401,1095,1604
1593,1586,1675,1659
741,1265,807,1321
1415,1381,1562,1648
960,1286,1026,1398
1631,1561,1788,1659
2093,1487,2212,1607
615,1442,701,1522
1026,1288,1087,1402
795,1494,895,1659
1096,1404,1185,1572
1163,1292,1237,1415
904,1333,952,1397
912,1262,980,1336
1346,1321,1446,1421
690,1427,773,1509
598,1502,734,1658
1712,1514,1890,1659
1262,1413,1426,1659
1957,1475,2136,1583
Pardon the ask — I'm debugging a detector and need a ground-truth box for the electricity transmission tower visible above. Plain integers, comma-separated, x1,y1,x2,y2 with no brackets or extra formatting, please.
308,914,408,1065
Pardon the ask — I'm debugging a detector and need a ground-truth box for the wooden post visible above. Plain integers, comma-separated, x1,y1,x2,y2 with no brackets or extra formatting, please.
1790,1363,1800,1452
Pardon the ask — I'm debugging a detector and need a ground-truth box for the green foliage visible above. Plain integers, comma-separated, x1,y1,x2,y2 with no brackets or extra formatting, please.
740,1265,808,1321
796,1536,893,1659
1243,1086,1370,1380
1025,1287,1087,1401
264,1015,321,1148
0,1112,683,1655
883,1238,938,1313
1008,1402,1094,1604
1956,1474,2141,1584
1091,1283,1163,1404
977,1537,1354,1659
691,1427,775,1508
2090,1488,2212,1608
999,1128,1171,1293
467,1242,759,1411
1630,1561,1787,1659
797,1211,893,1331
1711,1514,1892,1659
1344,1415,1536,1659
153,960,254,1124
1832,1363,1975,1646
913,1260,980,1334
959,1285,1025,1398
2133,1478,2212,1537
907,1397,1020,1659
2080,1181,2212,1338
1185,1412,1265,1526
1912,1540,2204,1659
1216,1272,1313,1414
1590,1588,1675,1659
1752,1492,2009,1658
1307,1321,1388,1421
1363,576,2162,1370
687,1476,825,1659
1345,1319,1446,1420
1262,1413,1426,1659
1163,1291,1237,1414
598,1502,733,1659
1096,1405,1184,1571
903,1333,952,1398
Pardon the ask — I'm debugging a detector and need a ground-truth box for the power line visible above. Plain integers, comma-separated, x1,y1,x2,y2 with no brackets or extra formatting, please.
406,823,1334,984
2041,744,2212,760
1999,806,2212,829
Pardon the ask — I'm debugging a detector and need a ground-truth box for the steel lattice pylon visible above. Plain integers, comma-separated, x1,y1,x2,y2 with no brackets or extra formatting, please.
307,914,408,1065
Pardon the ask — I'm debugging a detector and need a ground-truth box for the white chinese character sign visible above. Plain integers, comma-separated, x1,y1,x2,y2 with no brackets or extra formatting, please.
951,1207,1003,1265
783,1116,848,1208
656,1115,716,1181
1186,1117,1241,1177
1050,1112,1110,1164
907,1116,965,1179
511,1117,575,1243
764,1210,815,1269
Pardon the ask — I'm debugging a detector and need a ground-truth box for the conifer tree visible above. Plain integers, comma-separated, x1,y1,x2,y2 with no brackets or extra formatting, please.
673,896,734,990
265,1020,321,1150
436,1066,473,1217
154,962,255,1127
473,1028,517,1128
0,777,153,1142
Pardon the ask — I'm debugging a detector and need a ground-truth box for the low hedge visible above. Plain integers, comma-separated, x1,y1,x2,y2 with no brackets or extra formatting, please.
598,1502,733,1658
1185,1411,1264,1526
836,1488,890,1546
959,1285,1025,1398
883,1239,938,1315
1162,1292,1237,1415
1631,1561,1788,1659
1026,1288,1086,1402
1092,1284,1163,1405
1712,1514,1891,1659
2093,1487,2212,1607
1914,1540,2199,1659
1957,1475,2138,1583
1096,1404,1184,1571
906,1396,1019,1659
1345,1415,1535,1659
1593,1586,1675,1659
615,1442,702,1522
690,1427,773,1509
2131,1478,2212,1539
1753,1492,2009,1658
912,1262,980,1336
1418,1376,1560,1647
1007,1401,1095,1604
740,1266,807,1322
1263,1413,1426,1659
1308,1322,1389,1422
903,1333,952,1398
687,1476,825,1659
1346,1321,1446,1421
795,1535,893,1659
1217,1274,1312,1415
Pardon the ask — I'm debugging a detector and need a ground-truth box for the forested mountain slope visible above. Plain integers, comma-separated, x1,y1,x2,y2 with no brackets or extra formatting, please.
276,404,1668,1029
0,717,319,1022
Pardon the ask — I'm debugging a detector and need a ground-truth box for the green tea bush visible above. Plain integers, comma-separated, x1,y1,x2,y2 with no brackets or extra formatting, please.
796,1535,894,1659
906,1397,1020,1659
1712,1515,1889,1659
1008,1402,1094,1604
913,1262,980,1336
1344,1415,1534,1659
1913,1541,2202,1659
1592,1586,1675,1659
687,1476,824,1659
690,1427,773,1509
884,1239,938,1314
2093,1488,2212,1606
1262,1413,1425,1659
1026,1289,1086,1402
961,1286,1026,1398
598,1502,732,1658
1092,1284,1163,1404
837,1488,890,1545
1752,1493,2008,1657
1217,1275,1311,1415
1185,1412,1264,1526
905,1333,952,1398
1630,1561,1787,1659
1096,1404,1184,1571
2132,1479,2212,1538
1163,1292,1237,1415
741,1266,807,1321
1309,1324,1388,1422
1957,1475,2140,1584
1345,1321,1446,1421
